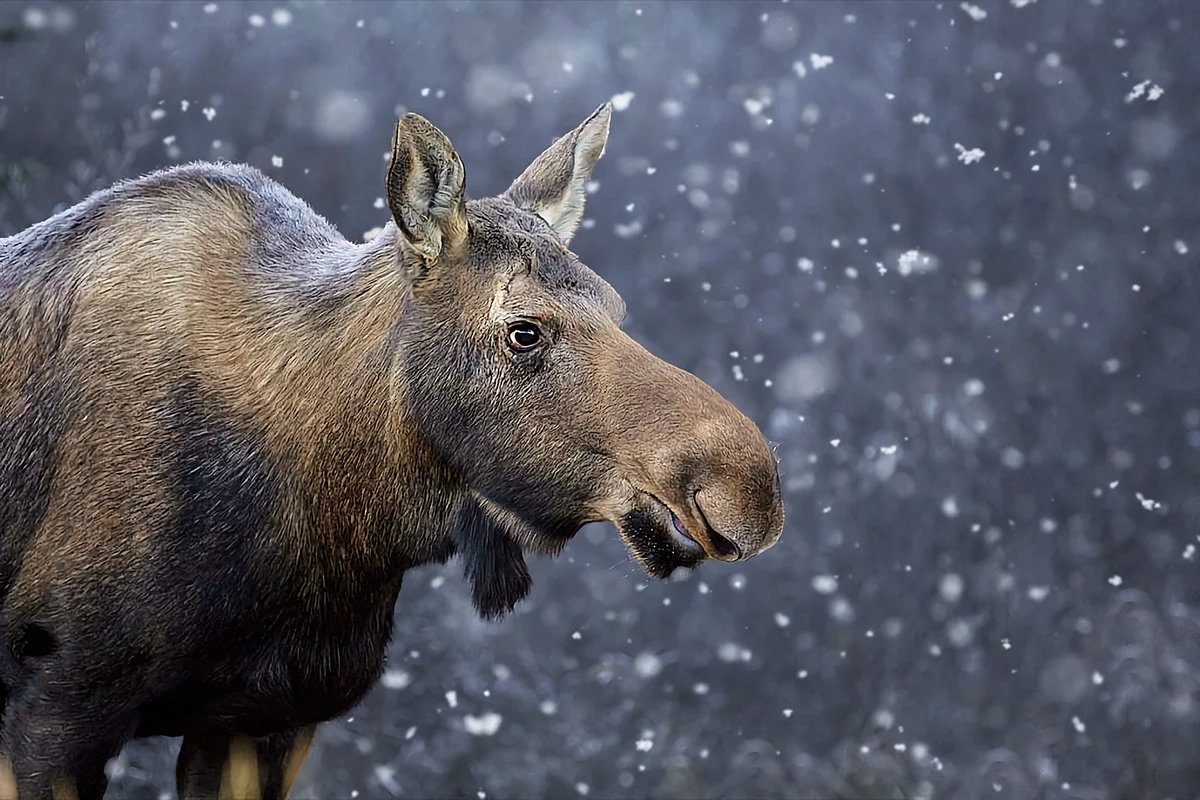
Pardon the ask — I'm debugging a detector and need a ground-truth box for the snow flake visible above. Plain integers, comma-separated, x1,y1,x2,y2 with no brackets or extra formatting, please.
954,143,985,164
896,249,939,275
611,91,635,111
912,113,931,125
1136,492,1162,510
960,2,987,21
941,496,960,518
635,738,653,752
464,712,503,736
1125,80,1164,103
809,53,834,70
634,652,663,678
939,573,964,604
380,669,411,689
812,574,838,594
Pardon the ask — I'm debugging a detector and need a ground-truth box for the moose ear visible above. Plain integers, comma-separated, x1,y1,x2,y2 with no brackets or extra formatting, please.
386,113,468,261
503,102,611,244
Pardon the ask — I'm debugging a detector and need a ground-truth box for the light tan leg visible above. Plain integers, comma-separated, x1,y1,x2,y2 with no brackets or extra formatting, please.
176,726,316,800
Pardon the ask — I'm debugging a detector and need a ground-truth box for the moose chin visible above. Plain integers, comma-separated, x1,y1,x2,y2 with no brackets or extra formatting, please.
0,101,784,798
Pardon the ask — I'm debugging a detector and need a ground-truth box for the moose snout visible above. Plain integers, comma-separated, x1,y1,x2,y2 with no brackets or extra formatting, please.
608,334,786,564
659,400,785,563
689,454,784,562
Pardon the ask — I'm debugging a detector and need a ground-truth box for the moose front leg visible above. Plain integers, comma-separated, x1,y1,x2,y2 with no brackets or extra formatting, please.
176,726,316,800
0,678,138,800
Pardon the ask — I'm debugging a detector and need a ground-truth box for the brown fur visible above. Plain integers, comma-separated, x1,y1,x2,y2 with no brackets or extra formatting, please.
0,104,783,798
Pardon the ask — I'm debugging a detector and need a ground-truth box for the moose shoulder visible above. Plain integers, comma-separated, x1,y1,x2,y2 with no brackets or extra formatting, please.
0,104,783,798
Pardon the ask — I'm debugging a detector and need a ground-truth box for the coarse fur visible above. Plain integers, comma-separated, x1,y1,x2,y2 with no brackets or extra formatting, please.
0,104,784,798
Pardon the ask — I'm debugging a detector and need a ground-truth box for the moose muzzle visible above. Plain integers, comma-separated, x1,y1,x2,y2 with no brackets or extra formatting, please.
605,332,785,567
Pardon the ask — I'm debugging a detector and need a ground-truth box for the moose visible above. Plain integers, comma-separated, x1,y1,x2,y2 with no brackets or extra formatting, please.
0,103,784,798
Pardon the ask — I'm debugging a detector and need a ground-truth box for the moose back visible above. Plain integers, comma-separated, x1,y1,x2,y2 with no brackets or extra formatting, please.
0,104,784,798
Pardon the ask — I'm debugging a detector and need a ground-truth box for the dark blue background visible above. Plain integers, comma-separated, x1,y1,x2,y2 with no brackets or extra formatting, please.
2,2,1198,798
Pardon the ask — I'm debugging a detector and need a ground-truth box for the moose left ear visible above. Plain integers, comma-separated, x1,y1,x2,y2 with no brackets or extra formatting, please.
386,113,469,262
503,102,612,244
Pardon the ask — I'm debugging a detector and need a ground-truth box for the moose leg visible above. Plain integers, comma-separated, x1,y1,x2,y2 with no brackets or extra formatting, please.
177,726,316,800
0,684,136,800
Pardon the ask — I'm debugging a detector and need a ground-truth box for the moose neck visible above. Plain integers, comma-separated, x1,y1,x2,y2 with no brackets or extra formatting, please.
276,220,463,585
297,221,534,618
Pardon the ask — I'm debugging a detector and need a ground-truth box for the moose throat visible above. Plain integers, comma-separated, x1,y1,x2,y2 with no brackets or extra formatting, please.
0,101,784,798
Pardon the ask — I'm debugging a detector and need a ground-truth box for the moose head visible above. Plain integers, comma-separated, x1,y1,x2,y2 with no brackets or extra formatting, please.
385,104,786,617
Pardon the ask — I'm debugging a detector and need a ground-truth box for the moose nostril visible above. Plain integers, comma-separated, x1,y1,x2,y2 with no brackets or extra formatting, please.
707,529,740,561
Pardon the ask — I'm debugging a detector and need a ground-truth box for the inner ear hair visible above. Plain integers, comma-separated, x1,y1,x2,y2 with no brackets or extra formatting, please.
386,112,468,262
450,492,532,620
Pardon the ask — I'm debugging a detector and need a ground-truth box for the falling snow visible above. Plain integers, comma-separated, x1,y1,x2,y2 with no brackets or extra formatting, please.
6,4,1198,799
954,143,985,164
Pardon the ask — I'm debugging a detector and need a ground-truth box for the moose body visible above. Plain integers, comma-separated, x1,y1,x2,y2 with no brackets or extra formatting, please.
0,105,783,798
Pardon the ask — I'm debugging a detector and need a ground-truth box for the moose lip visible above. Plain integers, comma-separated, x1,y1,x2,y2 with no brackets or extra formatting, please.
645,495,704,554
669,511,701,548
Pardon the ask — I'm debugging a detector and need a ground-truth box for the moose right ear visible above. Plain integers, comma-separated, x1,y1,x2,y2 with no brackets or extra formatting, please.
386,113,468,262
503,103,611,245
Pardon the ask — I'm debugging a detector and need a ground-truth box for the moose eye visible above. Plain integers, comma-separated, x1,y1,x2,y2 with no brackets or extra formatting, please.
506,323,542,352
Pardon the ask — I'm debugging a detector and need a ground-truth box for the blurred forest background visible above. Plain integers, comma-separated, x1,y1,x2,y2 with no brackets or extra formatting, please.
2,1,1198,798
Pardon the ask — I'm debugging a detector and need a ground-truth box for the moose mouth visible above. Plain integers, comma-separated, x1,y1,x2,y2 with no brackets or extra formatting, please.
669,510,702,549
613,494,710,580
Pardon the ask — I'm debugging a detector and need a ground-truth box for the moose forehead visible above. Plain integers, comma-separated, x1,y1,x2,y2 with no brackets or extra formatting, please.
466,197,626,324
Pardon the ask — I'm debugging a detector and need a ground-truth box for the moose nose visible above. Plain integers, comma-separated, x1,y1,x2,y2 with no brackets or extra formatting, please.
690,453,784,562
703,523,741,561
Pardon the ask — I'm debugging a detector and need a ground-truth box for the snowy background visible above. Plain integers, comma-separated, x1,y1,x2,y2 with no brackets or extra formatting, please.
2,1,1199,798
